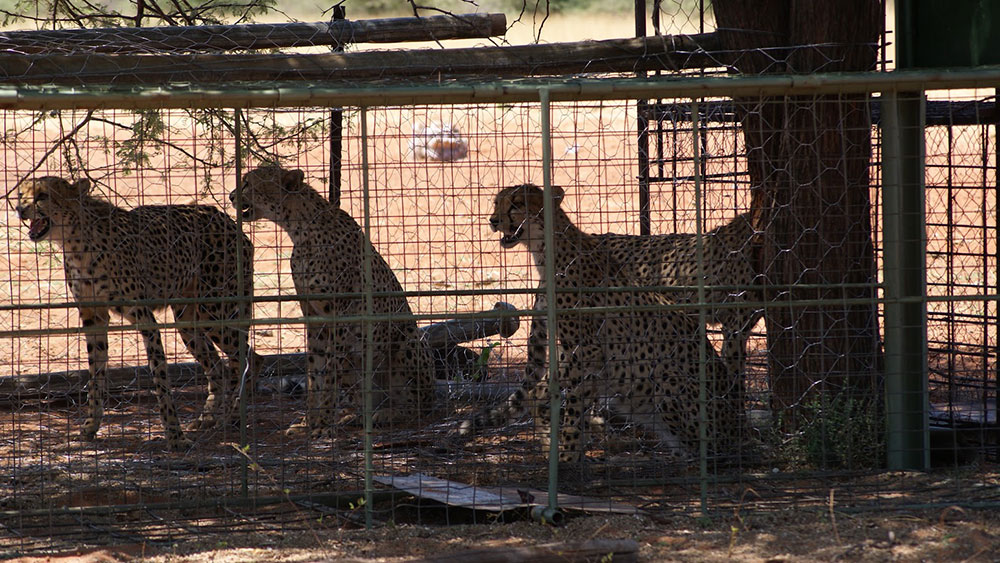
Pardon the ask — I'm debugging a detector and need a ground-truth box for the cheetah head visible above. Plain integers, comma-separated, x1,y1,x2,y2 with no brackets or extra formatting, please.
230,165,306,222
14,176,91,242
490,183,565,249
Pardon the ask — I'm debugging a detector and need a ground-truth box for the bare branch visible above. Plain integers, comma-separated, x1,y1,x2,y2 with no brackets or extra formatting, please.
4,109,94,203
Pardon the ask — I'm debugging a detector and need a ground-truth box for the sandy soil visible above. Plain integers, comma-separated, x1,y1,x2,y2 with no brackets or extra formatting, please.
11,497,1000,562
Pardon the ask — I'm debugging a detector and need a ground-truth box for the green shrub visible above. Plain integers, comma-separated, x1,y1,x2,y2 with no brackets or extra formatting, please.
782,394,885,470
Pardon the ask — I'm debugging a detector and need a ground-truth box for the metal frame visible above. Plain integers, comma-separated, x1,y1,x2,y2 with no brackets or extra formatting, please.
2,68,997,537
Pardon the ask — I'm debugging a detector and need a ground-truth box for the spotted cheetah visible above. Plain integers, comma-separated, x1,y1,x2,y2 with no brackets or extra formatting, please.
15,176,261,450
462,183,744,463
598,212,760,377
229,165,435,436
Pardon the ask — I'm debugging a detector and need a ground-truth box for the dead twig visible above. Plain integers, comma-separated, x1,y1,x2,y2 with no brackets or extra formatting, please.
4,109,95,204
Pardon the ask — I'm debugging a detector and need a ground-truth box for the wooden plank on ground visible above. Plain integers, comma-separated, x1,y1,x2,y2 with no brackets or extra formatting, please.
373,473,642,515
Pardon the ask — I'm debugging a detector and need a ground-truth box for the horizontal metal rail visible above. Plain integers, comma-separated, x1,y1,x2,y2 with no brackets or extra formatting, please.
0,67,998,110
0,281,877,313
0,294,907,340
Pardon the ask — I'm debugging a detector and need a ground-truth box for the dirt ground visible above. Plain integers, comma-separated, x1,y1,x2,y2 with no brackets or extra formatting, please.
11,502,1000,562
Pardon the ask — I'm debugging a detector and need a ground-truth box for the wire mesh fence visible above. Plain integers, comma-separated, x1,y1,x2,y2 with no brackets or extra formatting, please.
0,87,996,552
0,4,997,557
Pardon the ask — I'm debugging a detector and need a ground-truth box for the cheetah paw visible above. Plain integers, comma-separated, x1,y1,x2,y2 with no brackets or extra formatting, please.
167,435,194,452
185,416,219,432
285,420,310,437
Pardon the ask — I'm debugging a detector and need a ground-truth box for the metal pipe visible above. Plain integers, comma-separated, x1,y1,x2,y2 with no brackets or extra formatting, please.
0,280,876,314
234,106,249,496
328,5,345,204
1,68,1000,110
540,87,561,521
529,504,565,526
360,105,375,529
691,99,709,514
0,292,944,342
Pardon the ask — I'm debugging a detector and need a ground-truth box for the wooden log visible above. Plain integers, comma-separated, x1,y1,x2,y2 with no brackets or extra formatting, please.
0,33,723,85
421,301,520,348
0,356,514,407
0,300,522,406
0,354,508,402
0,13,507,54
0,353,307,403
402,539,639,563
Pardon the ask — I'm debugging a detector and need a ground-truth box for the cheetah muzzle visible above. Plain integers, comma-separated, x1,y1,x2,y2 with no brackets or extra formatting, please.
27,212,51,241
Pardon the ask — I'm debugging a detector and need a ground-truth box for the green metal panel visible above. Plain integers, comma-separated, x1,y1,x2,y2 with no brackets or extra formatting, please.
897,0,1000,68
881,91,930,471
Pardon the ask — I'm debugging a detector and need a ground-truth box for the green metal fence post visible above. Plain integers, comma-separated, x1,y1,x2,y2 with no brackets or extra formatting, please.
539,88,562,523
234,107,250,498
690,100,709,514
881,90,930,470
360,105,376,527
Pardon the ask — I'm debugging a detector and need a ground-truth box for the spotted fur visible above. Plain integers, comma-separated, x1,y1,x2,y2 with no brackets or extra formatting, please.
15,176,260,450
461,183,745,463
229,165,435,437
598,212,760,376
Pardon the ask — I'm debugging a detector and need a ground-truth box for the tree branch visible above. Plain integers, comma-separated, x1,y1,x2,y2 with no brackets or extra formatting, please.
4,109,94,202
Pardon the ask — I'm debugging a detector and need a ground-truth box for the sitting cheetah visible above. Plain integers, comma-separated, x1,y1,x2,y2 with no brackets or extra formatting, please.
229,165,435,436
462,183,744,463
15,176,261,450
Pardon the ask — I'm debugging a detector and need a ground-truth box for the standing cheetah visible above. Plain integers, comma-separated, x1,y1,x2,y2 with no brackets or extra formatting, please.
597,212,760,377
462,183,744,463
15,176,261,450
229,165,435,436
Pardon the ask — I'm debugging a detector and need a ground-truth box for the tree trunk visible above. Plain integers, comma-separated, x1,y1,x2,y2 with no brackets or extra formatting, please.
713,0,884,428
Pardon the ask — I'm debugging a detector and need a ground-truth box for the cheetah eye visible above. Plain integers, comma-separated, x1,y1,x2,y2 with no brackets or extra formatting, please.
35,191,48,202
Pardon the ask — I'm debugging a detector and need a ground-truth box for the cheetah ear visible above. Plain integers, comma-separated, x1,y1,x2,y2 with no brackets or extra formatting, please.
70,178,92,195
550,185,565,207
281,169,305,191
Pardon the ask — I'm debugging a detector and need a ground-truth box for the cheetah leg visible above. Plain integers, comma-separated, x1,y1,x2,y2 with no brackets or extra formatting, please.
126,307,190,451
717,311,757,437
287,323,337,438
555,349,603,464
173,304,227,431
719,308,761,378
377,324,435,424
331,323,364,427
525,316,551,425
459,315,548,436
177,326,226,431
201,305,261,430
80,307,110,442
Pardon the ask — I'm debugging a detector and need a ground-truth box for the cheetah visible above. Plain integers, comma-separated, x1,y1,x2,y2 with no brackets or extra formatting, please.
461,183,744,463
597,212,760,377
15,176,261,450
229,165,435,436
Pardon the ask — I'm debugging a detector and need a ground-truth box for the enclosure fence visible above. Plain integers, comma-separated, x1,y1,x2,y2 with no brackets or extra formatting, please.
0,63,999,553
